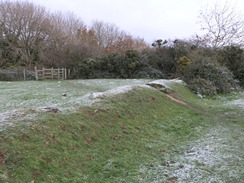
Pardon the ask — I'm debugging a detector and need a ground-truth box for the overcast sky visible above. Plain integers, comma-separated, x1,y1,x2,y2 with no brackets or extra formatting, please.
29,0,244,43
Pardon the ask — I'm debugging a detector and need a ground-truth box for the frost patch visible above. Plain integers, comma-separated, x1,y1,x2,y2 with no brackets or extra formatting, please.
139,125,244,182
170,127,243,182
0,79,153,130
61,85,150,111
88,85,143,98
0,110,24,123
226,99,244,109
147,79,185,89
0,110,36,131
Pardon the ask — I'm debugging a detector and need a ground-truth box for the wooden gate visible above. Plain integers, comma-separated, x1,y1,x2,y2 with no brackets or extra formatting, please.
35,67,67,80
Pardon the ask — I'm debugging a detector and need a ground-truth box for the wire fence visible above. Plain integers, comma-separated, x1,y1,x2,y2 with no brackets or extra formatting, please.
0,69,35,81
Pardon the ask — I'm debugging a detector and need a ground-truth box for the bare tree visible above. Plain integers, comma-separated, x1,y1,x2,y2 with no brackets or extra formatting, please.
91,20,147,53
0,1,147,69
50,12,86,44
198,1,244,48
0,1,50,66
91,20,122,51
109,33,147,53
0,1,89,67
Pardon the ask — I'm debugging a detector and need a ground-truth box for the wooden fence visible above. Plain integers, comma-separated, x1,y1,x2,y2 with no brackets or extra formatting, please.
35,67,68,80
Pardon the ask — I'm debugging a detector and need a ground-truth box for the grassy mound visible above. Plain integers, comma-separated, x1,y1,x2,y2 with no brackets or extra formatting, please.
0,83,243,182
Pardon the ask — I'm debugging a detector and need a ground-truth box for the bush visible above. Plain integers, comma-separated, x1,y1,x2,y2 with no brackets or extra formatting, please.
76,58,97,79
73,50,164,79
94,51,142,79
177,56,192,75
184,59,238,96
217,46,244,87
146,47,177,78
132,66,164,78
187,78,217,96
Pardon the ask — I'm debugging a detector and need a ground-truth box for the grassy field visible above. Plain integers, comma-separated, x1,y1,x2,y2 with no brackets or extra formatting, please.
0,79,152,131
0,79,152,112
0,80,243,182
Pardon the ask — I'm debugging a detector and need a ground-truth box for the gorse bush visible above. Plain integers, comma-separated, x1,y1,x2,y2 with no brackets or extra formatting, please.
177,56,192,75
183,59,238,96
73,50,163,79
217,46,244,87
95,50,145,79
186,78,217,96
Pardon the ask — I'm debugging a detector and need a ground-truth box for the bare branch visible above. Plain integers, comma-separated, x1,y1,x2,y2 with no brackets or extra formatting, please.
198,1,244,48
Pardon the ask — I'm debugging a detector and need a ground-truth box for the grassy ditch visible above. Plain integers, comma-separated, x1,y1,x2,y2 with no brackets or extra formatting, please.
0,83,243,182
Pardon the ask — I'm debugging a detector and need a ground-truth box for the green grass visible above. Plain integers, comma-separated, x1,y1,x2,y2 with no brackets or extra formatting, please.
0,79,152,114
0,82,243,182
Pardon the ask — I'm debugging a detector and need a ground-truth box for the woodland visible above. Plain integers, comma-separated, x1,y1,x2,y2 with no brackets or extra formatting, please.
0,1,244,95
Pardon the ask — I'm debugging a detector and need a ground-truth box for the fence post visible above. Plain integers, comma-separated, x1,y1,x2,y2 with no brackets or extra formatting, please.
68,69,70,79
60,68,62,80
51,67,53,80
23,69,26,81
58,68,60,80
35,66,38,80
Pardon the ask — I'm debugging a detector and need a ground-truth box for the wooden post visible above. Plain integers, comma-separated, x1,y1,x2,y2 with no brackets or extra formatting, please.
51,67,53,80
23,69,26,81
58,68,60,80
64,68,67,80
35,66,38,80
68,69,70,79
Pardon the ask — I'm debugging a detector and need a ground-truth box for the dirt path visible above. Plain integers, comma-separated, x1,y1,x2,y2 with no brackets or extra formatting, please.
165,94,188,106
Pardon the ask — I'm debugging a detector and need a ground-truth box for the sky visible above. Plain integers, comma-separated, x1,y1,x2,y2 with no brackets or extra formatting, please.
29,0,244,43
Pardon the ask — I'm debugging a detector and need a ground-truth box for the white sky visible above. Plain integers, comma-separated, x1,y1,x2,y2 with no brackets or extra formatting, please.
29,0,244,43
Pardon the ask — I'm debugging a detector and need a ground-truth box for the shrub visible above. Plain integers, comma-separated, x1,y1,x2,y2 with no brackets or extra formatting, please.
187,78,217,96
146,47,177,78
97,51,143,79
217,46,244,87
184,59,238,95
99,50,164,79
73,50,164,79
132,66,164,79
177,56,192,75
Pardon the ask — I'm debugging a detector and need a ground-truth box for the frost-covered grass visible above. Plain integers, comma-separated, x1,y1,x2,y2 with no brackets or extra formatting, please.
223,91,244,109
135,88,244,183
138,117,244,183
0,79,152,130
0,79,152,113
0,80,243,183
1,85,209,183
